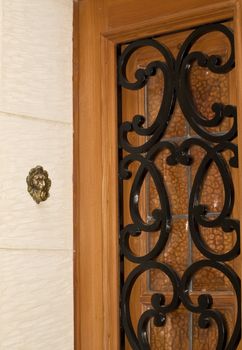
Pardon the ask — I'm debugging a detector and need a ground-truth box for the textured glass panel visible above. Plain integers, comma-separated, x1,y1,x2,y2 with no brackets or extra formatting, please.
147,71,187,138
149,220,189,291
192,226,235,292
190,58,230,134
149,151,188,215
190,145,225,214
150,310,190,350
192,306,235,349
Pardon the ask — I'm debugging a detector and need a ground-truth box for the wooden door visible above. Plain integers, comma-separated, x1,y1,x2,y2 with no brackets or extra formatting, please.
74,1,242,349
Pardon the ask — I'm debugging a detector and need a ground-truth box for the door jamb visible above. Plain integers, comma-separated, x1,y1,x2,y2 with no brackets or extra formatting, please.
74,1,242,348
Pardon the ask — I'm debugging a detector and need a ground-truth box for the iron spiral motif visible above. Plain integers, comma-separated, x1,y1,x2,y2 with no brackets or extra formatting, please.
118,23,241,350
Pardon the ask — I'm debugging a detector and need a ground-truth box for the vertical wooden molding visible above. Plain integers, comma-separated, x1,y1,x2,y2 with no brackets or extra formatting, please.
101,35,120,350
73,0,80,349
74,0,107,349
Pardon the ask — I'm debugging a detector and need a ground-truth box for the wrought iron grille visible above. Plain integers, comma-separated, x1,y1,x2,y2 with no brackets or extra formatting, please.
118,22,241,350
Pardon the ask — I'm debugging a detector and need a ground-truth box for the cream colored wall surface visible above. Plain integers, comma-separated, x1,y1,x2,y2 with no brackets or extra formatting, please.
0,0,73,349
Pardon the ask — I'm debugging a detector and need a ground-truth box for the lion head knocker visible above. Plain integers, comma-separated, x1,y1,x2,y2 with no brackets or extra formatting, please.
26,166,51,204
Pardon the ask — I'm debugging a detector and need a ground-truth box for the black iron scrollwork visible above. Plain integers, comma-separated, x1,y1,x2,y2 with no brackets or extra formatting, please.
118,22,241,350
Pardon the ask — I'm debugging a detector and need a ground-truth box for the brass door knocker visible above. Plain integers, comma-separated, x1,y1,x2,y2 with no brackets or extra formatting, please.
26,166,51,204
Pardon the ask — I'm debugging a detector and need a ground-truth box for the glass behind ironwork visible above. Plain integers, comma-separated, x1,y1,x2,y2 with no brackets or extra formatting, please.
118,22,240,350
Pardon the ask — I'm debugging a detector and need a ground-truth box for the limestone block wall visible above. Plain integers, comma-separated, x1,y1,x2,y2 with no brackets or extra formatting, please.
0,1,73,349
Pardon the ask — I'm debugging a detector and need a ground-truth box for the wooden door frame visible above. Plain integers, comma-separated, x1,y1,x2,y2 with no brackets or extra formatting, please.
74,1,242,349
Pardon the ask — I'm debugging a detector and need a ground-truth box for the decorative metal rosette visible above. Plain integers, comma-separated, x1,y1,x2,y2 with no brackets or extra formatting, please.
27,165,51,204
